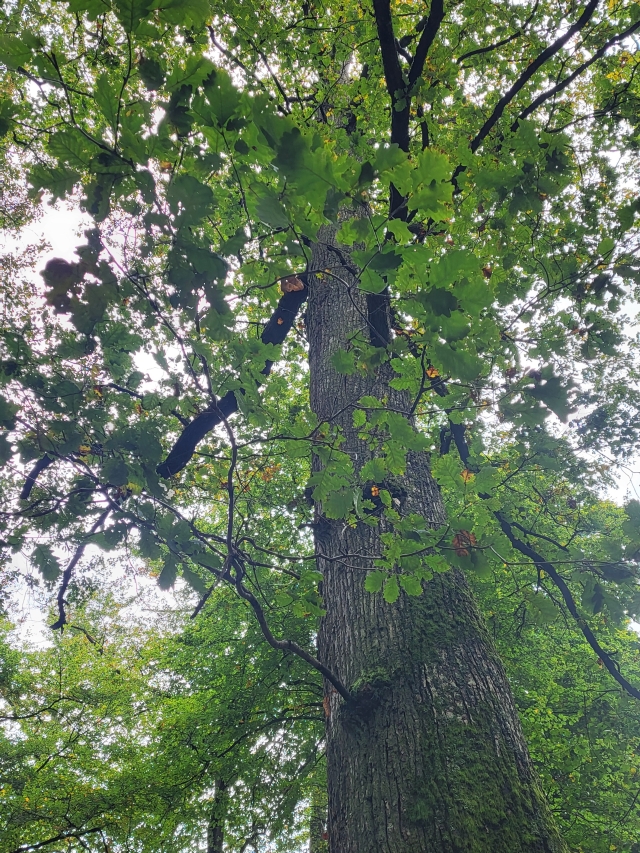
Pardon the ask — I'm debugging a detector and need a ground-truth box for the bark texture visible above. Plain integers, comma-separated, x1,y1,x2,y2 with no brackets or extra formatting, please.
307,225,567,853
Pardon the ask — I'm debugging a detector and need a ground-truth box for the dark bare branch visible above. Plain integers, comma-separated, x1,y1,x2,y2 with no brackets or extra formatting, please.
517,17,640,124
20,454,54,500
470,0,600,152
408,0,444,87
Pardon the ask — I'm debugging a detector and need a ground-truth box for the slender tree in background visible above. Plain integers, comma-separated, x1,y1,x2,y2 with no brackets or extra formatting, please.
2,0,640,850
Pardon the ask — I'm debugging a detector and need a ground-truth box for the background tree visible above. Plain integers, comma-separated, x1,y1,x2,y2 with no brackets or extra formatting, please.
1,0,640,849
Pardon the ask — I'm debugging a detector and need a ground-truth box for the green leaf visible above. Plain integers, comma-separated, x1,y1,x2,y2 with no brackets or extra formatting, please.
424,287,458,317
386,219,413,243
181,564,208,595
158,553,179,589
160,0,210,26
167,175,214,224
373,144,407,173
0,35,36,69
364,570,385,593
324,488,355,519
95,74,120,133
526,591,558,625
360,458,387,483
103,458,130,486
455,278,493,316
113,0,152,31
0,395,18,428
83,174,118,222
0,99,17,137
431,455,463,492
336,216,373,246
414,149,451,185
331,349,356,375
429,251,479,288
432,342,484,381
202,68,242,126
597,236,615,257
139,529,162,560
524,370,576,422
358,269,387,294
66,0,108,15
618,199,640,232
29,165,80,200
193,551,223,571
398,574,422,596
384,441,407,475
138,57,165,90
255,194,290,229
32,544,61,582
352,408,367,428
47,130,94,169
383,575,400,603
0,433,11,465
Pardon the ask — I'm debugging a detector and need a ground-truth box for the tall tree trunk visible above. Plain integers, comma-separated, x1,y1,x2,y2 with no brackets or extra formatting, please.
307,225,567,853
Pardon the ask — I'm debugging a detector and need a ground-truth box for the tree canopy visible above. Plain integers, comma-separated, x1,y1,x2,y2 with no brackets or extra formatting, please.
2,0,640,849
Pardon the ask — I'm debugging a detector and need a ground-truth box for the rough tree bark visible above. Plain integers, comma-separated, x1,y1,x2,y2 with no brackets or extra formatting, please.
307,224,567,853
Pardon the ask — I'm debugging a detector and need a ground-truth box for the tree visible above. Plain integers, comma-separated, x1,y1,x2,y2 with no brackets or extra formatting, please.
3,504,640,852
0,588,325,853
1,0,640,849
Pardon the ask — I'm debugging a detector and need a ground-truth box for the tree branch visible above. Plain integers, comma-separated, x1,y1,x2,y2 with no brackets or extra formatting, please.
50,508,111,630
496,513,640,703
408,0,444,87
233,559,352,702
430,351,640,703
20,454,54,500
469,0,600,152
457,0,540,64
372,0,404,107
9,827,105,853
157,279,308,478
516,17,640,125
372,0,411,155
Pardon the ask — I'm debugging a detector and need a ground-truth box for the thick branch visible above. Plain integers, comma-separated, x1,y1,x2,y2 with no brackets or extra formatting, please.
408,0,445,87
157,279,308,478
372,0,410,154
517,17,640,124
372,0,404,106
470,0,599,152
20,454,54,500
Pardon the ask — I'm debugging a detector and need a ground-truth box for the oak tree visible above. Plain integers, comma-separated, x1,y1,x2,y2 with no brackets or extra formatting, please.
2,0,640,850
